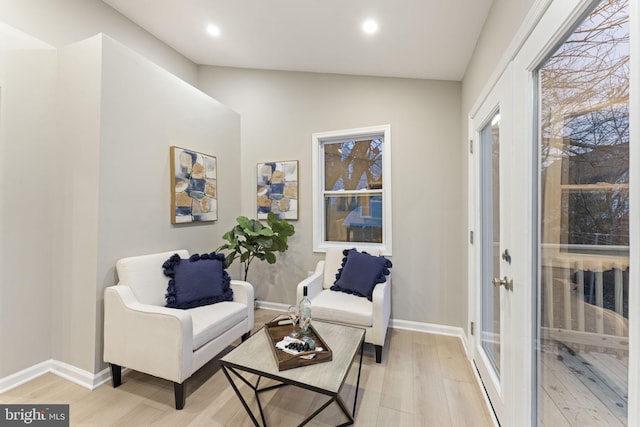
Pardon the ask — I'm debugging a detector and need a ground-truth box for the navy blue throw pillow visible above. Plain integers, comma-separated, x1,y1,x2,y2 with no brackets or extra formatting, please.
330,249,392,301
163,252,233,309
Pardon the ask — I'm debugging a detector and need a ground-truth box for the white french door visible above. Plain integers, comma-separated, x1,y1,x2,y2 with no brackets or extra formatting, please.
469,0,637,426
469,63,521,426
515,0,634,425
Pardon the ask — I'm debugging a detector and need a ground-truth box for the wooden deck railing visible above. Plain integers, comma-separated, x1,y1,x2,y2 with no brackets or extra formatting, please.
541,245,629,357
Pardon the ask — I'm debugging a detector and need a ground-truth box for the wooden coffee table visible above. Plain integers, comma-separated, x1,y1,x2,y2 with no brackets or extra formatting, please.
220,320,365,427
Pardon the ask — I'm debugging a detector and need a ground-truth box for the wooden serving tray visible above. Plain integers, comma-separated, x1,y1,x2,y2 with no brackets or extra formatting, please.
265,315,333,371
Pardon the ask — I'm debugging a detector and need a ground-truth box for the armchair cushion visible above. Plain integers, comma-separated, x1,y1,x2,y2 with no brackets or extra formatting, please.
163,252,233,309
190,302,248,350
311,289,373,327
331,248,392,300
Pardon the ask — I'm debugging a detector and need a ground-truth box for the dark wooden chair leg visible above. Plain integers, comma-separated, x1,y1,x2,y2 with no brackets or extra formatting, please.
174,382,186,410
375,345,382,363
241,331,251,342
110,364,122,387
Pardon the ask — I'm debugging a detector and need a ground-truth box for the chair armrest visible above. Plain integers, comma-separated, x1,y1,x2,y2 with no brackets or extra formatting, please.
297,261,325,301
103,284,193,383
230,280,254,305
371,274,391,307
230,280,254,332
371,274,391,344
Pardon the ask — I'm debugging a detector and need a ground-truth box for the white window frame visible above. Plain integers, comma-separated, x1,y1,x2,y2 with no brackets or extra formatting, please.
311,124,392,255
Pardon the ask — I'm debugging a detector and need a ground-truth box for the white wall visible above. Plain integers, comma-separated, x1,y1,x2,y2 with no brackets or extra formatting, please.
462,0,537,113
0,46,57,377
53,35,242,374
0,0,197,86
197,66,465,328
459,0,537,333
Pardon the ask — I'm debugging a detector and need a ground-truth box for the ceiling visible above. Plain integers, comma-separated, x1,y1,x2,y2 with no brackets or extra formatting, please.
102,0,493,81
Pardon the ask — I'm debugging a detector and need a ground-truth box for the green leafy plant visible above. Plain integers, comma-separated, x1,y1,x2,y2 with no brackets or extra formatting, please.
216,212,295,281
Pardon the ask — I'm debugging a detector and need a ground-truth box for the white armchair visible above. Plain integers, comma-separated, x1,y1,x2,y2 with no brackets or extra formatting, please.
296,247,391,363
103,249,254,409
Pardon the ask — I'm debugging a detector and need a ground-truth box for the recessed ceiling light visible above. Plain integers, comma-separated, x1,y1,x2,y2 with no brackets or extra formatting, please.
362,19,378,35
207,24,221,37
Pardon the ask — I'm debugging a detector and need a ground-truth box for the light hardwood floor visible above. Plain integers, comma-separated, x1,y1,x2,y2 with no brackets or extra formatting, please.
0,309,494,426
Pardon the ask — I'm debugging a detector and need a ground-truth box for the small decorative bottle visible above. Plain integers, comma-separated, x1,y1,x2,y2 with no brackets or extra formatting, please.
299,286,312,335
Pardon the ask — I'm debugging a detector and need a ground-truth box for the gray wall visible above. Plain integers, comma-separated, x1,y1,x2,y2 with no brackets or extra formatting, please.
0,31,241,377
0,0,543,380
0,47,58,377
197,66,466,328
54,35,104,376
54,35,242,374
0,0,223,379
95,35,242,372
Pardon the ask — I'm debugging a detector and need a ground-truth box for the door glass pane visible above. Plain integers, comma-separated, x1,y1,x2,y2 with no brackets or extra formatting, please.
537,0,629,425
482,111,501,375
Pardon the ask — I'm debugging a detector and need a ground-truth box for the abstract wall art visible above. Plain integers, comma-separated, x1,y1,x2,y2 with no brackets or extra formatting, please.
257,160,298,220
170,146,217,224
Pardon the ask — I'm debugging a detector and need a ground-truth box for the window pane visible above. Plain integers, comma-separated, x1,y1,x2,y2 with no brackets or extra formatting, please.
556,97,630,250
324,194,382,243
563,188,629,249
561,111,629,186
324,139,383,191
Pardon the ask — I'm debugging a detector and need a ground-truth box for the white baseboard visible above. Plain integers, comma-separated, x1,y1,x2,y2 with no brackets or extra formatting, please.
255,300,287,312
0,359,111,394
50,361,111,390
390,318,469,351
256,300,470,353
0,360,52,394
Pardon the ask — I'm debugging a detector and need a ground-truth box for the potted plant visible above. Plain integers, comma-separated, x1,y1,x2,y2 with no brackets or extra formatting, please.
216,212,295,281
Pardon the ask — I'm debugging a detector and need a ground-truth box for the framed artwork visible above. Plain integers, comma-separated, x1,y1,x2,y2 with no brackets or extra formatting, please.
257,160,298,220
170,146,217,224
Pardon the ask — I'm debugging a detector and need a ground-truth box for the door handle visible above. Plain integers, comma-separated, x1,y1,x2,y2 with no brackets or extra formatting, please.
492,276,513,291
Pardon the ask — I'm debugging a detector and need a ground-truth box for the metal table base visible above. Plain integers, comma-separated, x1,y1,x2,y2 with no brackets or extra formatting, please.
221,339,364,427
